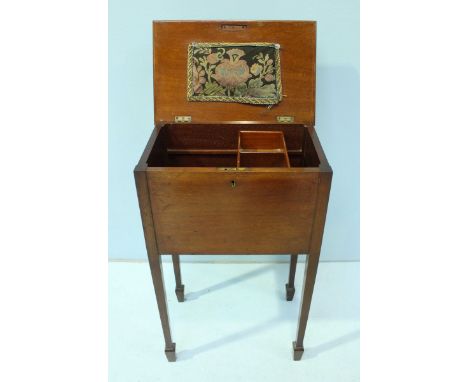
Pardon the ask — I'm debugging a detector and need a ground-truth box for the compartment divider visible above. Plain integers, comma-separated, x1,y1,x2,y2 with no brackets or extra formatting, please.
237,130,291,168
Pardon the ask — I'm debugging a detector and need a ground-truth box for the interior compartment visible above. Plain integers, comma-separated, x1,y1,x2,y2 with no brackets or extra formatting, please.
146,124,321,168
237,130,290,168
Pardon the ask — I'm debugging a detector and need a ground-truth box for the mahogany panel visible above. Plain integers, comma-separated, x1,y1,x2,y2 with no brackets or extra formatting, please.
163,123,304,150
153,21,316,125
146,170,319,254
145,124,318,168
237,130,290,168
162,153,304,167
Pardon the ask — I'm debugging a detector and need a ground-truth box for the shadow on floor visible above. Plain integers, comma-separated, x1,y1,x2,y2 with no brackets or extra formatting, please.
302,330,360,360
175,262,359,361
178,316,281,361
184,264,275,301
178,319,359,362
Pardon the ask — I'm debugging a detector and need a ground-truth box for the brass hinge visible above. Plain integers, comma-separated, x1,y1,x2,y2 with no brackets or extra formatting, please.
277,115,294,123
174,115,192,123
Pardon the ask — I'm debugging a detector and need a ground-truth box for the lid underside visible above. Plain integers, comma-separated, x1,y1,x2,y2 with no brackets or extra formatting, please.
153,20,316,125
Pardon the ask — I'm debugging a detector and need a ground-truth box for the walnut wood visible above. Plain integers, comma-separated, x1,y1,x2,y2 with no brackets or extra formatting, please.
172,254,185,302
285,254,298,301
153,21,316,125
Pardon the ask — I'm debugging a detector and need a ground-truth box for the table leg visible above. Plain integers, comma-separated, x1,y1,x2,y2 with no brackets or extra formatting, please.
135,170,176,362
285,254,298,301
292,171,332,361
172,254,185,302
148,253,176,361
292,253,320,360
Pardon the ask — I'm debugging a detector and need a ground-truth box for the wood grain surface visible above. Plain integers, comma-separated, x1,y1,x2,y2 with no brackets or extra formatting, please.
153,21,316,125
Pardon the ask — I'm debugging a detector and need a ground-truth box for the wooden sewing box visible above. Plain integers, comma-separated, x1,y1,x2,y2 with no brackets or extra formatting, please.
134,20,332,362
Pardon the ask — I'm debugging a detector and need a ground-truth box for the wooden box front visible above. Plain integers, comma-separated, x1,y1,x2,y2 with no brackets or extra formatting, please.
147,169,319,254
140,123,329,254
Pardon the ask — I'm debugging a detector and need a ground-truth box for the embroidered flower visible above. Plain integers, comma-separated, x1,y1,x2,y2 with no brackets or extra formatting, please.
207,53,221,65
226,48,245,61
212,59,251,89
250,63,262,76
264,73,275,82
192,65,206,93
267,59,273,65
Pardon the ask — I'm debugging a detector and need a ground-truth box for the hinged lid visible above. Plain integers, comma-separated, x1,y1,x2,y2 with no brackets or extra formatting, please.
153,20,316,125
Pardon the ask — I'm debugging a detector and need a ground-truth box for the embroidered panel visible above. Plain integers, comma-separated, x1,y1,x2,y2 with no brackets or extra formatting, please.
187,43,282,105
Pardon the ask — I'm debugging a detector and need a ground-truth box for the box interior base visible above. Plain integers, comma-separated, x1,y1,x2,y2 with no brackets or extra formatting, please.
147,124,320,168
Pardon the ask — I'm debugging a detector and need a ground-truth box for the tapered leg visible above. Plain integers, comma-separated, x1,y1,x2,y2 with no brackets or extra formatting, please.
292,253,320,360
135,170,176,362
172,254,185,302
149,253,177,361
292,170,332,361
285,254,298,301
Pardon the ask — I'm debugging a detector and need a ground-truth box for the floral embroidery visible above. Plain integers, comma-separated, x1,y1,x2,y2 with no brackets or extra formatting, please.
187,43,282,105
192,65,206,94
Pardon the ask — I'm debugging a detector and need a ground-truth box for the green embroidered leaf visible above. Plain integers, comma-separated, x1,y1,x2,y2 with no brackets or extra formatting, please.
194,47,211,55
250,63,262,76
248,78,263,88
245,83,277,98
234,83,248,96
203,81,226,96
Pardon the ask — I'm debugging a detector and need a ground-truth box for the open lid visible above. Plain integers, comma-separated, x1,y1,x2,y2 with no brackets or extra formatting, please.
153,20,316,125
